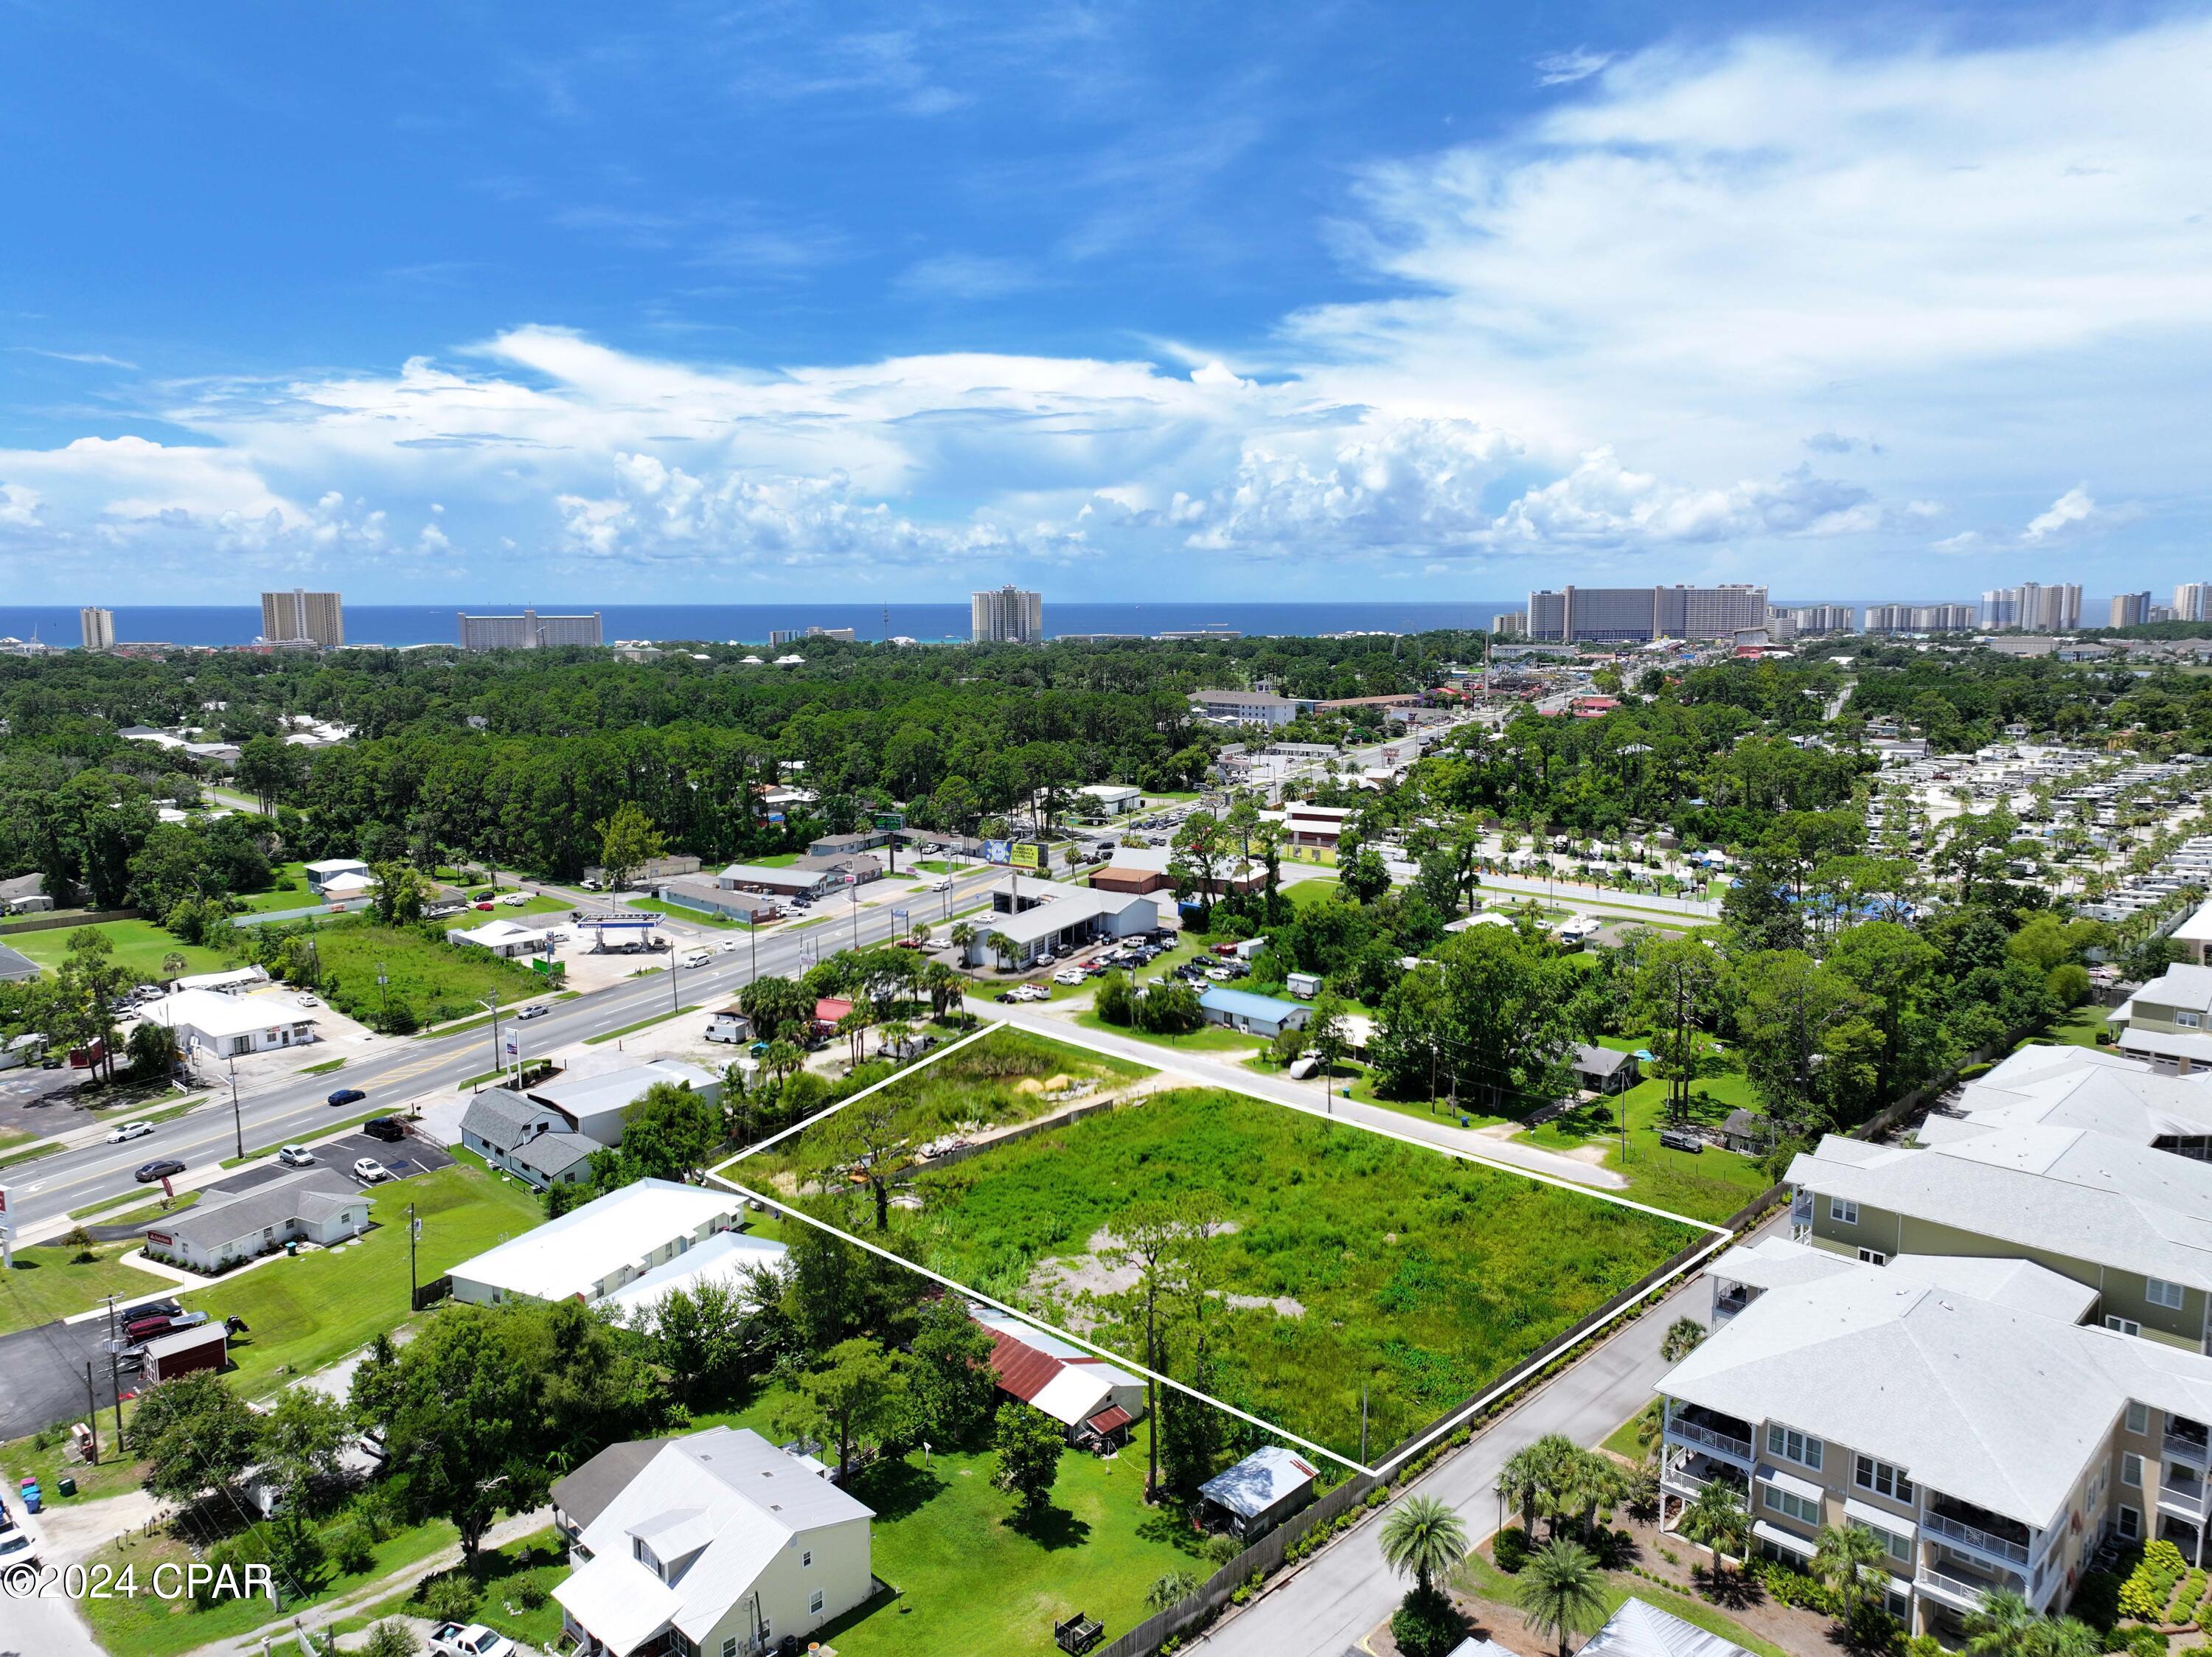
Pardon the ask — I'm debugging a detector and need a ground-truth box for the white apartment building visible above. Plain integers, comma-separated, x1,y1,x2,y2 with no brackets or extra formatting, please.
80,606,114,650
260,588,344,647
972,584,1043,643
2175,585,2212,624
447,1178,747,1307
1980,583,2082,631
457,608,604,650
2113,592,2152,628
1661,1243,2212,1636
1526,584,1767,643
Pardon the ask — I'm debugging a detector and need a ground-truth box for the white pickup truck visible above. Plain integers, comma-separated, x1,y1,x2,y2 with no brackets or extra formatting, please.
429,1624,518,1657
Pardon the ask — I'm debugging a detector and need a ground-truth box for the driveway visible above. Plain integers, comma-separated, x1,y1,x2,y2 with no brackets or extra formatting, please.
0,1313,133,1442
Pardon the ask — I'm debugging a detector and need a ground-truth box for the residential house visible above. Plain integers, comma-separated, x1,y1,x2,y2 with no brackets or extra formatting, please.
1578,1599,1756,1657
521,1060,721,1146
973,1307,1148,1449
0,945,37,984
2110,964,2212,1071
551,1426,874,1657
1197,1445,1318,1540
1197,986,1310,1039
448,1178,748,1307
142,1170,368,1273
1657,1250,2212,1636
601,1230,790,1322
302,858,370,894
1571,1043,1641,1095
459,1091,604,1189
0,872,54,914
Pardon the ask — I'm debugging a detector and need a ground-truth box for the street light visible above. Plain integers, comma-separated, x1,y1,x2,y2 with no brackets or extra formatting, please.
226,1055,243,1159
478,996,502,1084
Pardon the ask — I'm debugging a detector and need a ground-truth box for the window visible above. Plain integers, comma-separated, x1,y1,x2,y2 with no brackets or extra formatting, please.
1764,1486,1820,1525
801,1550,813,1568
1863,1525,1913,1565
1857,1248,1888,1266
723,1642,738,1657
1829,1197,1860,1226
2124,1453,2143,1487
2179,1012,2203,1029
1854,1455,1915,1504
810,1591,826,1616
2127,1402,2150,1434
2108,1315,2143,1337
2120,1505,2142,1540
1767,1423,1824,1470
2148,1278,2186,1310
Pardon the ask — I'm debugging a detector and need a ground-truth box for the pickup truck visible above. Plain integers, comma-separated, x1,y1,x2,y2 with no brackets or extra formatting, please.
429,1625,518,1657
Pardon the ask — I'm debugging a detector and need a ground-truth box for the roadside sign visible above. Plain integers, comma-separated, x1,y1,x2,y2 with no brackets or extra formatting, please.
1012,843,1041,870
984,839,1012,865
874,811,906,830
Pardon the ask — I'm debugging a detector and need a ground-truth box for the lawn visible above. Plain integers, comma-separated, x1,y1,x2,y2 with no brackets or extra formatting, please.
310,917,546,1026
333,1527,571,1650
632,895,754,928
1284,878,1343,909
4,917,234,982
1071,1010,1266,1055
0,1432,150,1507
1513,1057,1775,1223
230,862,316,914
0,1238,173,1335
2035,1002,2111,1049
176,1161,544,1394
863,1087,1699,1459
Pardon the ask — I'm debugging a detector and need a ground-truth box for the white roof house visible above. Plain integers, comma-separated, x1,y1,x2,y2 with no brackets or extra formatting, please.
602,1229,790,1320
141,989,316,1057
552,1427,874,1657
447,1178,747,1307
524,1059,720,1144
1924,1055,2212,1152
1578,1599,1754,1657
1705,1236,2099,1327
173,965,269,995
445,917,557,956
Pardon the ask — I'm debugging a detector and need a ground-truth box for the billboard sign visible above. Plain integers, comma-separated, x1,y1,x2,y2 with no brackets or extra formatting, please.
874,811,906,830
1011,843,1042,870
984,839,1013,865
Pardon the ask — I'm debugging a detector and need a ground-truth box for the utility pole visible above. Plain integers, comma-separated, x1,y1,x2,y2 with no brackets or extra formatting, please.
377,959,389,1026
1360,1383,1369,1465
226,1055,243,1158
478,997,501,1082
408,1203,420,1311
104,1295,122,1437
84,1362,100,1462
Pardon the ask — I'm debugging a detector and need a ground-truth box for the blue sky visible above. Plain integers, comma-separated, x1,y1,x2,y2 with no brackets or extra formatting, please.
1,1,2207,604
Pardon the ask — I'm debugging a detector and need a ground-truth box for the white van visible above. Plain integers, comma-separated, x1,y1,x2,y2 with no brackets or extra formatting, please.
682,948,712,969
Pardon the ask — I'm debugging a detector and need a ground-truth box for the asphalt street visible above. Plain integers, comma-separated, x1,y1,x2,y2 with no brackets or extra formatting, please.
1,862,1006,1234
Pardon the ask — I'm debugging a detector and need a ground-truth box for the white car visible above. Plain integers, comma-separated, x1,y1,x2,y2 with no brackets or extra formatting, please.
297,994,320,1008
352,1158,392,1183
499,892,529,906
276,1145,316,1168
516,1002,550,1020
428,1625,517,1657
1013,984,1052,1003
108,1120,155,1143
927,877,951,892
1051,969,1086,986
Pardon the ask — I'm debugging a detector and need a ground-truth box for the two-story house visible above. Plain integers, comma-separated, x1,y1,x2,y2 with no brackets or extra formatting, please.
1923,1043,2212,1161
1659,1257,2212,1639
2110,963,2212,1072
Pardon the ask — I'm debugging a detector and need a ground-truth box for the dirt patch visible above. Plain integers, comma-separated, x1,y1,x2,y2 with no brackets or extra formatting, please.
1025,1219,1307,1326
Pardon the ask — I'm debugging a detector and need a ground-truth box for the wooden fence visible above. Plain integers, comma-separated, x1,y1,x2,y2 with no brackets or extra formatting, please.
0,907,141,936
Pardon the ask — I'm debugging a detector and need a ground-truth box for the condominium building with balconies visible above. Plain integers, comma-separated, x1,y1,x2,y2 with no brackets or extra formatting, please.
1659,1244,2212,1637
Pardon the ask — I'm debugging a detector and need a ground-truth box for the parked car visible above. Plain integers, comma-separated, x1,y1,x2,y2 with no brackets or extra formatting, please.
133,1157,187,1184
516,1002,550,1020
327,1087,366,1108
1657,1128,1704,1154
297,995,320,1008
473,900,495,911
1051,969,1086,986
0,1529,38,1569
352,1158,392,1183
499,892,529,906
119,1299,184,1322
358,1429,389,1465
125,1310,208,1344
275,1144,316,1167
363,1117,408,1143
429,1623,518,1657
107,1119,155,1143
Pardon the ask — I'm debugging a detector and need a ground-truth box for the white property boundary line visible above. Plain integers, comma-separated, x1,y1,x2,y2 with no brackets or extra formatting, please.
704,1014,1742,1481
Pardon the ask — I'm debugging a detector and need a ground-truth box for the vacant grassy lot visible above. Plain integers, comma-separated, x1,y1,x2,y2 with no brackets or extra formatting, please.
311,917,544,1026
888,1088,1697,1459
230,862,314,913
177,1160,543,1393
5,917,234,981
0,1238,172,1335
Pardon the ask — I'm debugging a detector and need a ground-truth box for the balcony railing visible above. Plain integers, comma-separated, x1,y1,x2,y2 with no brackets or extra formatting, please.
1924,1510,2031,1566
1666,1416,1753,1462
1918,1564,2016,1609
1714,1288,1754,1320
2166,1431,2211,1465
2160,1478,2211,1521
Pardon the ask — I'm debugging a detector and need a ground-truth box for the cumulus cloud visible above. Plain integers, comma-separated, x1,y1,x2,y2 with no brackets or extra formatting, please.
1534,49,1612,86
2023,484,2101,542
1490,450,1877,547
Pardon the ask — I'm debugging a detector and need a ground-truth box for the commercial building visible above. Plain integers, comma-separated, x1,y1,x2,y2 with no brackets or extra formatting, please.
972,584,1043,643
2114,592,2154,628
260,588,345,647
1781,604,1858,635
958,880,1160,969
142,1169,368,1273
768,625,855,645
445,917,560,958
1658,1240,2212,1629
457,609,604,650
141,988,317,1058
1279,802,1353,846
552,1426,874,1657
1089,844,1264,897
1191,689,1310,727
602,1229,790,1320
1196,985,1311,1038
521,1059,722,1146
448,1177,748,1307
1491,611,1527,637
1077,783,1144,817
1980,583,2082,631
1526,584,1767,644
79,606,114,650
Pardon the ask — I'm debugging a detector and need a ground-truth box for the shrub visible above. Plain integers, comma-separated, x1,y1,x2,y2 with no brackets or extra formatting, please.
2127,1629,2168,1657
327,1522,375,1576
418,1574,479,1621
516,1576,550,1610
364,1621,422,1657
1390,1586,1464,1657
1494,1527,1532,1574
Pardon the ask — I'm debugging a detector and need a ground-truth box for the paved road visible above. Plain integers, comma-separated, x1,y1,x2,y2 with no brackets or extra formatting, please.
1,863,1007,1234
971,998,1630,1192
1192,1215,1774,1657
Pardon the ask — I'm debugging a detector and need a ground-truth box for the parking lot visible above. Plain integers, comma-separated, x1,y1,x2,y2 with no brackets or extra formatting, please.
206,1128,453,1194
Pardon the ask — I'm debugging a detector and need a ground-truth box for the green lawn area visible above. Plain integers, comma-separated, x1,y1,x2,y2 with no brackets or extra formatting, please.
0,1238,173,1335
230,862,315,913
4,917,234,981
1512,1054,1774,1223
1454,1547,1794,1657
826,1426,1208,1657
178,1161,543,1394
1071,1010,1266,1055
631,895,754,929
1599,1404,1654,1461
867,1086,1697,1459
754,851,802,866
311,916,546,1026
76,1189,206,1229
1284,878,1343,909
911,858,973,874
0,1432,150,1507
2035,1002,2111,1049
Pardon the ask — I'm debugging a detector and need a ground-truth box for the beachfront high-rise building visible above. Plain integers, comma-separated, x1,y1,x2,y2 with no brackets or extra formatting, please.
457,609,604,650
1781,604,1857,635
1980,583,2081,632
260,588,345,647
971,585,1043,643
1865,602,1978,633
79,606,114,650
2174,583,2212,624
1525,584,1767,644
2111,591,2152,628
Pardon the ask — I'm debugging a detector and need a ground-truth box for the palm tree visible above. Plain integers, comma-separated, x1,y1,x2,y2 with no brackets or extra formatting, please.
1516,1538,1607,1657
1810,1522,1885,1614
1498,1447,1544,1537
1964,1590,2038,1657
1144,1569,1200,1611
1378,1496,1470,1597
160,951,187,984
1659,1317,1707,1363
1677,1479,1749,1578
984,931,1018,972
948,920,977,953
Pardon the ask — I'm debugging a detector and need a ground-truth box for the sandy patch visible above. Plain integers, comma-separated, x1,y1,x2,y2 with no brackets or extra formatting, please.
1025,1220,1305,1327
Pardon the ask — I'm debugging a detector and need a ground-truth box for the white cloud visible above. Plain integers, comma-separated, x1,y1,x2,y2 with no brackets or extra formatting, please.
1534,49,1612,87
0,483,41,527
1490,449,1877,548
2023,484,2098,542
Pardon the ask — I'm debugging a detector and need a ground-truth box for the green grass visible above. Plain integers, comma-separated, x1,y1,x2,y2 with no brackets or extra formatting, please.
335,1527,570,1650
824,1425,1211,1657
176,1161,544,1394
0,1434,151,1507
853,1086,1697,1459
1453,1549,1794,1657
585,1004,691,1043
1600,1404,1654,1461
299,1056,347,1074
71,1186,160,1220
0,1138,66,1172
1069,1010,1267,1054
911,859,971,874
2036,1003,2112,1049
90,1189,206,1229
230,864,315,913
310,916,544,1026
1284,878,1343,909
0,1240,173,1335
631,896,754,928
1512,1060,1773,1223
4,917,234,981
754,851,802,866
